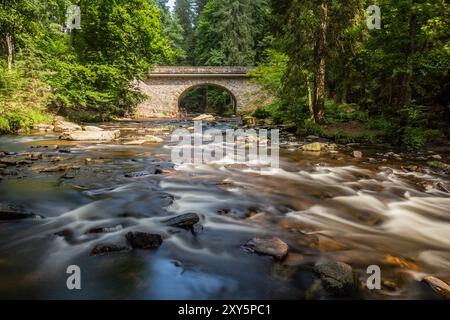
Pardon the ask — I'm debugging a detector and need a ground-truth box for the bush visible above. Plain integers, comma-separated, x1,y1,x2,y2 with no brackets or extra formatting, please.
325,102,368,122
402,127,427,149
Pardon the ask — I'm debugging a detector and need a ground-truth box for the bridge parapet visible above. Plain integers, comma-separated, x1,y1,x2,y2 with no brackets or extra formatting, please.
150,66,255,77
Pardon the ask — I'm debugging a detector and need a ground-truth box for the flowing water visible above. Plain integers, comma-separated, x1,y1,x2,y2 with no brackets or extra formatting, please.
0,118,449,299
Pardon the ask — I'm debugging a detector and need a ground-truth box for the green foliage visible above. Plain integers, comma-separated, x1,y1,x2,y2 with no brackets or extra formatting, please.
402,127,427,149
302,120,324,137
325,102,368,122
0,0,174,128
249,49,288,95
195,0,269,66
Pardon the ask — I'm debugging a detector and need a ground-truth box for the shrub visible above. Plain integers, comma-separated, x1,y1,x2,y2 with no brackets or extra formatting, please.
402,127,427,149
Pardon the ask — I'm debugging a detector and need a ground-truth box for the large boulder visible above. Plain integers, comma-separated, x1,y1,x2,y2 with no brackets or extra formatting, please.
314,261,356,296
163,213,200,229
302,142,336,152
125,232,163,249
32,123,54,132
244,236,289,260
53,120,82,133
60,130,120,141
0,203,43,221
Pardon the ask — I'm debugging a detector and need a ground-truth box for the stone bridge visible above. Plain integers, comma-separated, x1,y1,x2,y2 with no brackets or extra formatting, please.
134,66,268,118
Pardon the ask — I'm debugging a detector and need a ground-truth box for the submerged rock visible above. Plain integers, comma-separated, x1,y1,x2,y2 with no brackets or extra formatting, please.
353,151,363,158
0,156,32,166
422,276,450,300
87,224,124,234
40,164,80,172
82,125,103,132
125,232,163,249
60,130,120,141
123,140,147,145
193,114,215,122
124,170,152,178
314,261,356,296
244,236,289,260
162,213,200,229
143,135,164,143
0,203,43,221
90,243,131,256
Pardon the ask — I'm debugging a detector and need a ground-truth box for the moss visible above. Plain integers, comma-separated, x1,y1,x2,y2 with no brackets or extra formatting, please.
427,160,450,172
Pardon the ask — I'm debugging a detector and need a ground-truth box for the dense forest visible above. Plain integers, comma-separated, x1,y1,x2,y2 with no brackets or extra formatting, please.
0,0,449,148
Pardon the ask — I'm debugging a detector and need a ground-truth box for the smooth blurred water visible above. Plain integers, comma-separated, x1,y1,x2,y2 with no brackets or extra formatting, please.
0,119,449,299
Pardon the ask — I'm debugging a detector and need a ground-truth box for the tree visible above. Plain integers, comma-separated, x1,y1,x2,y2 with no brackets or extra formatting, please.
174,0,195,64
0,0,48,70
194,0,209,19
195,0,268,66
271,0,364,123
157,0,186,64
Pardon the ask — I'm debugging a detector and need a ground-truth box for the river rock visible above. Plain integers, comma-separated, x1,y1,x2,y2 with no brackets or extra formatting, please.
123,140,147,145
60,130,120,141
87,224,123,234
124,170,153,178
32,123,54,132
302,142,337,152
22,152,43,160
162,213,200,229
90,243,131,256
431,154,442,160
306,135,320,141
353,151,363,158
193,114,215,122
82,125,103,132
422,276,450,300
144,135,164,143
314,261,356,296
40,164,80,172
244,236,289,260
0,203,43,221
0,156,32,166
243,116,256,126
58,147,72,153
125,232,163,249
54,120,82,132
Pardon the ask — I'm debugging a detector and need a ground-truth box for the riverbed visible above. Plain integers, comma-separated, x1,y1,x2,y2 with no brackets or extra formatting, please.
0,118,449,299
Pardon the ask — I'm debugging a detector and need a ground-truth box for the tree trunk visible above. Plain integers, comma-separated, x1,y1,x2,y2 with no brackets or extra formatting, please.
402,11,417,106
313,3,328,123
307,79,315,117
5,33,13,71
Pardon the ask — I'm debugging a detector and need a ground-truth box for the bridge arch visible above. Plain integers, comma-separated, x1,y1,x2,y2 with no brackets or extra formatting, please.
177,83,237,115
134,66,268,118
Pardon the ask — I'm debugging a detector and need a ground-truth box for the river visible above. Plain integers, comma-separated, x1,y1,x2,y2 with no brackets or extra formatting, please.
0,118,449,299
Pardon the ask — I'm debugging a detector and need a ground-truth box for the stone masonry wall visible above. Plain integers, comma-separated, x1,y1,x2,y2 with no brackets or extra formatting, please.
134,67,265,118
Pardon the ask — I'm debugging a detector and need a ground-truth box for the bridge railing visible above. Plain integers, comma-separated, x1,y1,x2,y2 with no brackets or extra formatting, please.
151,66,255,75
